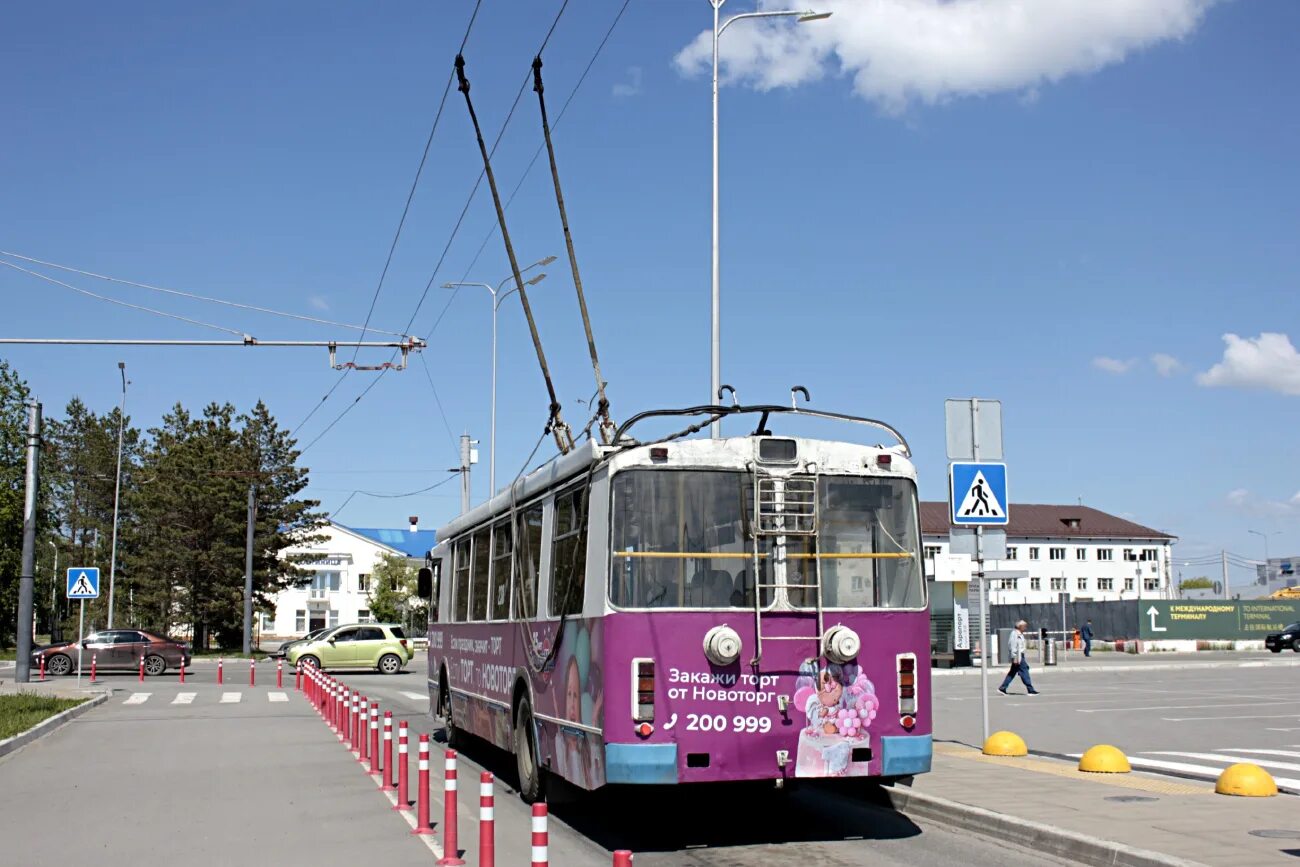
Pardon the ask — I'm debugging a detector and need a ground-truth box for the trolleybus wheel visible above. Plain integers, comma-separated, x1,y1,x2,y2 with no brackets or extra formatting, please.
514,696,545,803
440,670,463,749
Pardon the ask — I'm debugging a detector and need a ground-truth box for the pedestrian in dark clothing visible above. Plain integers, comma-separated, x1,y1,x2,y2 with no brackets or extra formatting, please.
1081,620,1094,657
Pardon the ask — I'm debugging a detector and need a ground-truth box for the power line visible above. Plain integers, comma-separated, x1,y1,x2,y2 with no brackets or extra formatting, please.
0,258,248,337
329,472,459,519
297,370,390,456
0,250,409,338
419,352,460,460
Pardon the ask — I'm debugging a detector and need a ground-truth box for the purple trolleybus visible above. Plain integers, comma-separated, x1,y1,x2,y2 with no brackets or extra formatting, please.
418,402,931,800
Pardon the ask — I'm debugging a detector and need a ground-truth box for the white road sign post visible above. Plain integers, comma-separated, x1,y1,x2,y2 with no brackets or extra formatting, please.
67,567,100,686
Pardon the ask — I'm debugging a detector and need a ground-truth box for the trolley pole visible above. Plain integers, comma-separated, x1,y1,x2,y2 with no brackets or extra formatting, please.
15,400,42,683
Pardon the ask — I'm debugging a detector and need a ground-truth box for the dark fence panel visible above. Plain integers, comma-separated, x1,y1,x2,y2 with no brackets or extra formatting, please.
988,600,1139,641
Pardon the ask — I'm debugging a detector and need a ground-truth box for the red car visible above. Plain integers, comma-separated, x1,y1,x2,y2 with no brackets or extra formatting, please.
36,629,191,676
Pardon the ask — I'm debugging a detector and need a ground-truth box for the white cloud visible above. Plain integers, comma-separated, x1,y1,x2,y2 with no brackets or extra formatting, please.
1224,488,1300,518
310,296,330,312
674,0,1216,113
613,66,643,98
1092,356,1135,374
1151,352,1184,376
1196,333,1300,396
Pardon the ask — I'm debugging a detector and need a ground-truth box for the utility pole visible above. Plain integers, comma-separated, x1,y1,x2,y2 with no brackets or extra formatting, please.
1221,549,1231,600
457,435,478,513
107,361,127,627
15,400,42,682
243,483,256,655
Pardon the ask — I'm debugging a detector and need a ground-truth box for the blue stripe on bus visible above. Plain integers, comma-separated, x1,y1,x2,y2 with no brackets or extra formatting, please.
879,734,932,777
605,743,678,784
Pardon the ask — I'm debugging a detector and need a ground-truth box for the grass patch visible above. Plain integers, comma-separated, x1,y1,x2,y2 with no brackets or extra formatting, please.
0,693,87,741
0,649,16,661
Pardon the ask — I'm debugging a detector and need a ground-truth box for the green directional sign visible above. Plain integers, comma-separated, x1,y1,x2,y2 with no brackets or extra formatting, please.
1140,599,1300,641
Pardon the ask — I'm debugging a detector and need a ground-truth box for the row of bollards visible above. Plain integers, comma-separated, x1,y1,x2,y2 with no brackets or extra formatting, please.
296,663,635,864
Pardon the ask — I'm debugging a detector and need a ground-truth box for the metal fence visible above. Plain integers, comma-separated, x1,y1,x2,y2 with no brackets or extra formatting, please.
988,600,1139,642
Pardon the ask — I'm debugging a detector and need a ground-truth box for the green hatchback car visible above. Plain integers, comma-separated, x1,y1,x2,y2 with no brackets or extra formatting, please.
286,624,414,674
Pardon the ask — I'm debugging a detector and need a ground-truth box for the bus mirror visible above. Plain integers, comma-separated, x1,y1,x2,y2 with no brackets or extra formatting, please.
417,567,433,600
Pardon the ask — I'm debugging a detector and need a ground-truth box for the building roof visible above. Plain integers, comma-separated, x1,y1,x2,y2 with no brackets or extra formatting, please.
341,525,438,559
919,502,1176,541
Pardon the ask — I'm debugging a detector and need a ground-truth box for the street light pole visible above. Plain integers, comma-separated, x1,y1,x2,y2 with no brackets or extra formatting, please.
445,258,552,497
709,3,830,438
107,361,127,628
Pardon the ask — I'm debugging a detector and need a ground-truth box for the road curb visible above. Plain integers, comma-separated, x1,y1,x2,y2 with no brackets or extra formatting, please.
932,658,1300,677
0,691,110,760
877,784,1208,867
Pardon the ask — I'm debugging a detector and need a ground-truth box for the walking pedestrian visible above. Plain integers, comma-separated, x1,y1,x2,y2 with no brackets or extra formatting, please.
1081,620,1094,657
998,620,1039,695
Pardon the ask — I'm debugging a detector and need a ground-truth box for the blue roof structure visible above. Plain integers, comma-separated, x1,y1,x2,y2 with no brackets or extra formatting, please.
343,525,438,559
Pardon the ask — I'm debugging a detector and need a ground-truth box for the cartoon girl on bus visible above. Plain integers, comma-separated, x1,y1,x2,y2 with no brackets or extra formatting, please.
792,660,880,777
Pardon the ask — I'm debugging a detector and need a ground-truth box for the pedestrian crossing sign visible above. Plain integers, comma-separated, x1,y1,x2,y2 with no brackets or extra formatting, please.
67,567,100,599
949,462,1009,526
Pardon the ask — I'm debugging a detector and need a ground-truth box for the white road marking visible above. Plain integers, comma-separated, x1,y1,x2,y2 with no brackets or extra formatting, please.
268,691,288,702
1218,748,1300,760
220,692,242,703
1163,712,1300,722
1079,700,1300,714
172,693,196,705
401,691,428,703
1146,751,1300,773
1124,754,1300,793
123,693,151,705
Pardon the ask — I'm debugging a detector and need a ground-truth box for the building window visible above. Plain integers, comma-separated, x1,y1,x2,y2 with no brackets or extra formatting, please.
358,573,371,592
1144,577,1159,591
294,610,307,632
259,612,274,632
1028,547,1040,561
1123,549,1137,562
328,609,339,628
1077,577,1088,591
1141,549,1159,562
310,570,341,598
1097,548,1113,561
1049,547,1066,561
1030,577,1041,591
1076,548,1087,560
924,545,941,560
1050,577,1066,591
1098,577,1114,591
1006,547,1018,560
357,609,371,623
1124,577,1134,591
999,578,1018,590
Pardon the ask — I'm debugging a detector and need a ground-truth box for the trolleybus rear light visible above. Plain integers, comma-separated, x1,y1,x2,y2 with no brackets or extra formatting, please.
901,715,915,730
650,447,669,462
876,454,892,466
897,652,919,719
635,722,654,738
632,658,655,722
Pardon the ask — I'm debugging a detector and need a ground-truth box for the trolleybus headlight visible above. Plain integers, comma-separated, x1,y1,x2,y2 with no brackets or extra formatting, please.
703,625,743,666
822,625,860,664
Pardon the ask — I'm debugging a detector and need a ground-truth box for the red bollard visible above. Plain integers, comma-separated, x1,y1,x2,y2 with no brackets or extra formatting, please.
89,653,98,684
394,721,411,811
217,657,224,685
249,657,256,687
612,852,634,867
138,652,145,682
277,659,283,689
369,702,381,776
39,652,45,681
358,697,369,764
411,734,434,835
179,658,186,684
438,749,465,865
341,690,352,748
530,802,548,867
336,686,346,741
381,713,396,791
295,662,302,692
479,772,495,867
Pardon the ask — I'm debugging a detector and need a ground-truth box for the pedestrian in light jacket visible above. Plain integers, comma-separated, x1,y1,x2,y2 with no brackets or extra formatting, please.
999,620,1039,695
1081,620,1094,657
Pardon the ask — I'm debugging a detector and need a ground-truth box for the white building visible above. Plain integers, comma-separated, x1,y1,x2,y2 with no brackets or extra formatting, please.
922,502,1176,655
263,518,437,640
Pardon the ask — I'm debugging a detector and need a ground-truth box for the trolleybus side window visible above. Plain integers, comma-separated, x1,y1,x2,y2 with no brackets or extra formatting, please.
551,486,588,617
490,518,513,620
610,470,772,609
516,503,543,619
816,477,923,609
470,526,491,621
453,538,471,622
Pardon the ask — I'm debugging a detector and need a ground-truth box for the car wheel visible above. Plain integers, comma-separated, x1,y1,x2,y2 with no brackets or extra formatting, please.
300,655,321,670
514,696,545,803
1293,640,1300,653
144,655,167,676
378,653,403,675
46,653,72,676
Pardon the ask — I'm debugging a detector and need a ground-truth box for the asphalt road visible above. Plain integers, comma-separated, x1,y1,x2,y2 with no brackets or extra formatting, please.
933,654,1300,791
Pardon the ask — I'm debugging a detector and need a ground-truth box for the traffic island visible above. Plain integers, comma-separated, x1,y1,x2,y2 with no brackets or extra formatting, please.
0,690,108,759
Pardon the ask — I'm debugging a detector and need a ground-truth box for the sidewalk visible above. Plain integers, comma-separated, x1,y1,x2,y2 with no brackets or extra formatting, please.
0,680,434,866
892,742,1300,866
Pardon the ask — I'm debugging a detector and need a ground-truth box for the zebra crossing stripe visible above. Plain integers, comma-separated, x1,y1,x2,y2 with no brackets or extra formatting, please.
220,692,242,703
268,692,289,702
172,693,196,705
123,693,151,705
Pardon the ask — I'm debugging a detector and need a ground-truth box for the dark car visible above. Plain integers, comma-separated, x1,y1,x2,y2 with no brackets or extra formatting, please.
1264,622,1299,653
36,629,191,676
274,627,331,659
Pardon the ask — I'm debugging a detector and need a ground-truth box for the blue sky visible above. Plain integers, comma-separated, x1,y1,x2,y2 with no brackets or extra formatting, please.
3,1,1297,586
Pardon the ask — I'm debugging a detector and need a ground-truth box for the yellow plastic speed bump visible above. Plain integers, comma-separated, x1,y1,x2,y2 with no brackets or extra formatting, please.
982,730,1028,757
1078,744,1131,773
1215,763,1278,797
